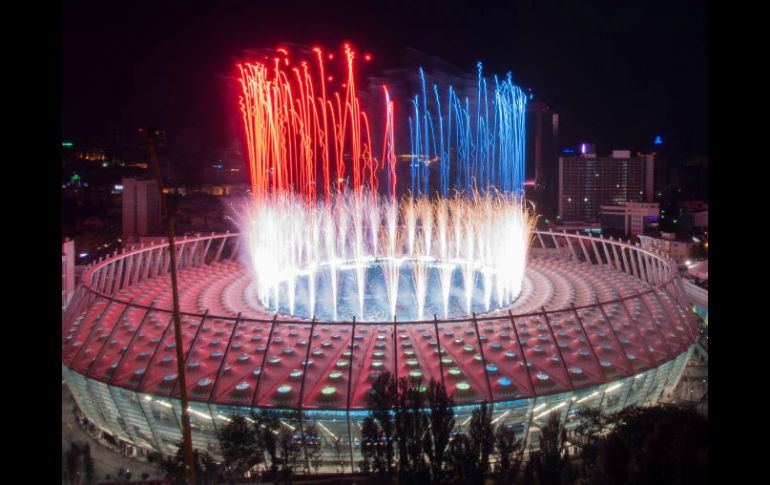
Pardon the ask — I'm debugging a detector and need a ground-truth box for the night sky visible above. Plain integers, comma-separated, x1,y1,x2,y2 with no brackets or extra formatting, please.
63,0,707,165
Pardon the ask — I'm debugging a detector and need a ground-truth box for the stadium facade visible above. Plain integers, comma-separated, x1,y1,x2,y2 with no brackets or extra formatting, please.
62,231,698,465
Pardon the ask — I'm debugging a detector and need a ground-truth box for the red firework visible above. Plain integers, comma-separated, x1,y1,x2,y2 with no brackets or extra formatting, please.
238,44,396,204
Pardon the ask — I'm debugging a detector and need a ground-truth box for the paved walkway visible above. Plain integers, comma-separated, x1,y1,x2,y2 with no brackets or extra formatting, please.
62,383,161,483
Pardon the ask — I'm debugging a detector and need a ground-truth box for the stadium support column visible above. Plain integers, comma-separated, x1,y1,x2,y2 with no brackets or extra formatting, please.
251,315,278,409
551,233,564,258
635,244,647,282
134,306,171,455
162,244,172,275
563,230,578,261
152,245,162,277
646,254,659,285
176,242,186,272
657,258,667,284
628,245,640,279
71,300,117,366
123,251,135,289
392,316,398,383
189,239,201,268
209,312,239,403
89,260,101,292
208,313,240,460
62,285,87,328
541,308,575,391
129,251,141,286
577,234,591,263
600,235,614,270
640,366,660,405
297,317,317,475
142,248,153,282
636,291,675,359
612,299,657,366
472,313,494,410
621,243,639,278
230,235,242,261
507,311,536,395
433,315,446,390
570,303,608,381
609,238,623,272
508,310,536,450
346,317,357,473
86,300,136,378
651,289,697,340
112,255,124,294
135,306,168,393
592,298,634,372
589,236,602,266
107,303,157,447
214,233,228,262
201,236,214,266
99,254,111,294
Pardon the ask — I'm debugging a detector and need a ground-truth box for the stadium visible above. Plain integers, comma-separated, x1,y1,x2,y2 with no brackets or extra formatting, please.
62,229,698,466
62,44,699,468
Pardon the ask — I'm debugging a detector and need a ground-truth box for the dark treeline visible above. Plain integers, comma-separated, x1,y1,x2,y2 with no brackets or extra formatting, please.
148,372,707,485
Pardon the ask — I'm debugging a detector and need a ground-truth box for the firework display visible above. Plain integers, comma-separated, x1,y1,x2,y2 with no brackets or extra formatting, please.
238,44,392,203
238,190,535,322
61,44,699,464
237,45,533,323
409,65,528,197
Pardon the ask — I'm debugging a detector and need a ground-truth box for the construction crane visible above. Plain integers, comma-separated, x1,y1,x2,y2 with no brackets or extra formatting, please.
144,128,197,485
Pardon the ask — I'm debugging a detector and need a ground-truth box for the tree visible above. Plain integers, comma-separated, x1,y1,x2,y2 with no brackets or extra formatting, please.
445,434,481,484
367,372,397,474
276,425,301,483
158,446,188,485
159,443,219,485
591,405,708,485
494,424,523,483
394,377,430,482
253,409,281,476
528,413,573,485
426,379,455,483
198,451,220,484
218,414,261,480
468,401,495,477
360,416,380,474
265,409,303,483
570,408,611,482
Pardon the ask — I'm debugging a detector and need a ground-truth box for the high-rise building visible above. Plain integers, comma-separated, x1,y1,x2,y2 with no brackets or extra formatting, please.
122,177,161,241
558,149,653,222
641,153,655,203
600,202,660,236
650,135,668,195
526,101,559,217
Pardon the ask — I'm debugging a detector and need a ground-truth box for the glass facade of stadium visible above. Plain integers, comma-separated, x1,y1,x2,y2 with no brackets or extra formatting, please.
62,231,698,468
63,351,690,465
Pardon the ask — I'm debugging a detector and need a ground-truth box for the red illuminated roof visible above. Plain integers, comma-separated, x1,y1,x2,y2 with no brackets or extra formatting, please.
62,241,698,410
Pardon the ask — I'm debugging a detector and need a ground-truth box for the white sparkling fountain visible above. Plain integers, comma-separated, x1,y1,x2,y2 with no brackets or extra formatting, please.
238,190,534,322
